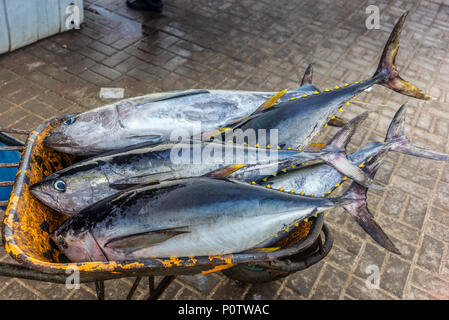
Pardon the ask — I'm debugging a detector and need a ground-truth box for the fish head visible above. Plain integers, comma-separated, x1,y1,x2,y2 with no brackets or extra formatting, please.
51,226,104,262
45,109,121,155
45,113,89,154
29,165,107,215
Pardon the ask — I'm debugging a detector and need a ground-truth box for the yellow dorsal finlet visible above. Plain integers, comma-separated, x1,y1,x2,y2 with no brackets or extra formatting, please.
254,88,288,113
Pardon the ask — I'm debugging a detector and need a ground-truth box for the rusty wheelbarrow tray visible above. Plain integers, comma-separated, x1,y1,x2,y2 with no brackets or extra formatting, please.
1,115,333,299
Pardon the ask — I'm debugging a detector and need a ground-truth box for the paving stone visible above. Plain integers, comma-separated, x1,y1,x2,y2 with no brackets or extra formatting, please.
326,245,357,269
417,235,445,273
211,280,249,300
22,99,59,119
158,280,184,300
18,280,72,300
178,274,221,295
424,220,449,243
310,264,348,300
0,281,42,300
411,267,449,299
405,285,439,300
68,285,97,300
381,190,407,219
380,256,411,298
176,287,204,300
354,243,387,280
346,277,395,300
429,206,449,227
0,99,14,113
403,198,428,229
244,281,282,300
285,261,324,298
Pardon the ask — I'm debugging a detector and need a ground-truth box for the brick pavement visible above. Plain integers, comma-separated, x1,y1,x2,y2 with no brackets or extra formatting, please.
0,0,449,299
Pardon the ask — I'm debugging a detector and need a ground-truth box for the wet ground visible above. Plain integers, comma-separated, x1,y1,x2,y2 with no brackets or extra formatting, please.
0,0,448,299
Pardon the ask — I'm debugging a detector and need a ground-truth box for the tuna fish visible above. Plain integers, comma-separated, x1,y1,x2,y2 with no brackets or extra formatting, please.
30,112,377,216
255,104,449,253
50,176,362,262
44,68,320,156
227,12,431,150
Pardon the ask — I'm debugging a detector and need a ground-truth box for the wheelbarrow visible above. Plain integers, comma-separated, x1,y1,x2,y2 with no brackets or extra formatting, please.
0,115,333,300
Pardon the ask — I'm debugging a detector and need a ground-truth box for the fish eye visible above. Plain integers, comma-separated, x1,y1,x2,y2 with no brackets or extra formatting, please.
53,180,66,192
64,117,76,125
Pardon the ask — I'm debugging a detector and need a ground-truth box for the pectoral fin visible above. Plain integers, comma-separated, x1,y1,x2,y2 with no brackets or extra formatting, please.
109,178,160,190
104,227,190,250
126,134,162,143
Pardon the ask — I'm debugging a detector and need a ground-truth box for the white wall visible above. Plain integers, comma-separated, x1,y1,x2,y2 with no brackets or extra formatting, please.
0,0,84,54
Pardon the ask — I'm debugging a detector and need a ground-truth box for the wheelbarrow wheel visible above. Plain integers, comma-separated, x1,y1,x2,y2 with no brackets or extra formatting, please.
221,225,332,284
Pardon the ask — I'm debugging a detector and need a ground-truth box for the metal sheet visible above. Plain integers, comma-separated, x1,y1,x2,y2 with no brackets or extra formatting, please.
0,0,10,54
37,0,61,39
4,0,38,51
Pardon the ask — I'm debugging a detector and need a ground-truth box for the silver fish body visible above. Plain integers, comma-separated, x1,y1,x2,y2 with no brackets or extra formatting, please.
30,141,321,215
45,88,317,156
263,142,385,197
51,177,353,261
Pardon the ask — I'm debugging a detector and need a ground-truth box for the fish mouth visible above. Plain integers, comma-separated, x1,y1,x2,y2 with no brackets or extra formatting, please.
44,132,73,148
29,185,60,211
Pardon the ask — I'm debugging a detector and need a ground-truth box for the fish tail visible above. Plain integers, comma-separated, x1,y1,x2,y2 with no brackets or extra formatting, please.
320,112,385,190
341,183,401,254
373,12,431,100
386,103,449,161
